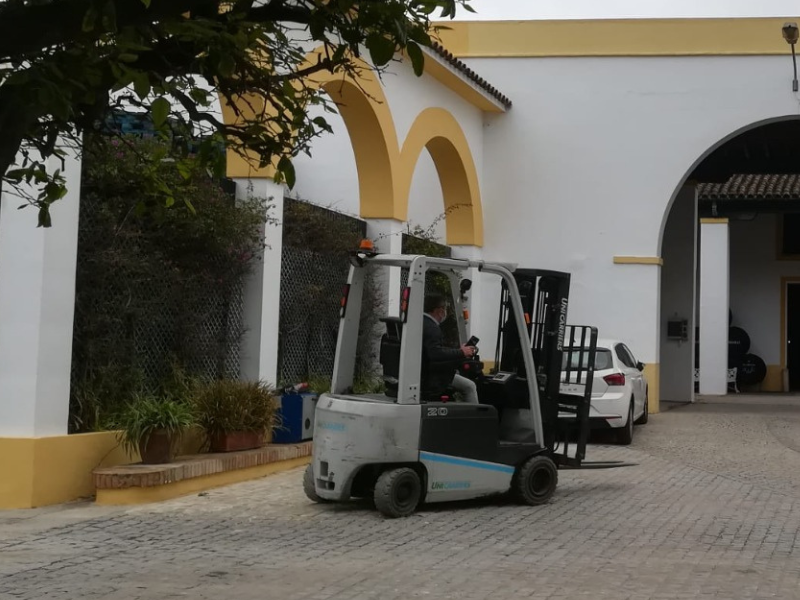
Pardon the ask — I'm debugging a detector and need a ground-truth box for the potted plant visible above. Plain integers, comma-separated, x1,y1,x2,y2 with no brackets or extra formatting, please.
191,379,279,452
114,394,196,464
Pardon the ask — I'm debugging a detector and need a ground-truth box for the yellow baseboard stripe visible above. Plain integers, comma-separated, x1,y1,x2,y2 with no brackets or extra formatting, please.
644,363,660,414
95,456,311,506
0,432,134,510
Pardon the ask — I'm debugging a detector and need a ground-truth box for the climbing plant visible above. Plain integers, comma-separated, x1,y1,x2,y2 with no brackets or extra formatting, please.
69,133,268,433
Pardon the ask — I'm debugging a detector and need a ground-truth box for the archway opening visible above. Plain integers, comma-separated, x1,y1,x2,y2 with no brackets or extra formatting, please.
400,108,483,247
660,117,800,404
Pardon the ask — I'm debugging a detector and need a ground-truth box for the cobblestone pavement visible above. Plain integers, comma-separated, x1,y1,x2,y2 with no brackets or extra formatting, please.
4,396,800,599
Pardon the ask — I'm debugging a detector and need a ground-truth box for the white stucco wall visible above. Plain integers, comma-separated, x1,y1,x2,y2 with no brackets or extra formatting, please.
291,61,485,245
730,214,800,367
464,54,800,364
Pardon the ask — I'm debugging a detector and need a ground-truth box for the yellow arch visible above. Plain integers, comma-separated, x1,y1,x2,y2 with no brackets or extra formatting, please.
399,108,484,247
311,64,402,220
223,53,402,221
221,54,483,245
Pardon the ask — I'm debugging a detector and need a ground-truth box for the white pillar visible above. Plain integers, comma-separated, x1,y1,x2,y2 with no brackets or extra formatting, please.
237,178,285,386
367,219,404,317
699,218,730,395
0,148,82,437
450,245,484,339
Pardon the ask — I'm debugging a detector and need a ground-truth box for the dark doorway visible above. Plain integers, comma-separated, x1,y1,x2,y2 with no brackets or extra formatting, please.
787,283,800,390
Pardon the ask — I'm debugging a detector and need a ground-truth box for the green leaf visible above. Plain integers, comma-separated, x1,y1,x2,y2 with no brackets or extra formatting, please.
277,156,296,189
101,0,118,33
176,161,191,180
366,33,396,67
37,206,52,228
140,0,152,7
151,97,171,128
133,73,150,100
82,7,98,32
165,196,175,208
218,54,236,78
406,42,425,76
118,53,138,63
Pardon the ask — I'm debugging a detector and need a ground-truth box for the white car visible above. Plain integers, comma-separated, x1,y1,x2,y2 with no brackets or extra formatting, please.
560,338,649,445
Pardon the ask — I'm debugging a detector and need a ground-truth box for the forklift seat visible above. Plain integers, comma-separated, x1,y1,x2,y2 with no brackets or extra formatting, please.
379,317,403,398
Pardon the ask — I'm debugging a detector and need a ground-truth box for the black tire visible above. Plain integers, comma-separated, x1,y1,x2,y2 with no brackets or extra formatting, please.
373,467,422,518
514,455,558,506
635,390,649,425
617,401,634,445
303,464,328,503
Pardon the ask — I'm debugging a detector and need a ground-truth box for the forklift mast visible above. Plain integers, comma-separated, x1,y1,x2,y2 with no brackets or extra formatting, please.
494,269,597,467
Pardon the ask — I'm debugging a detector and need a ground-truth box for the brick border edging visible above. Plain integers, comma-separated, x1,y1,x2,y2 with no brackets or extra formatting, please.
93,442,313,490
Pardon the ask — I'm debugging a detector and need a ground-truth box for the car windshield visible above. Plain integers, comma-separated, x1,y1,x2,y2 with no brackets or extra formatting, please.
561,348,613,371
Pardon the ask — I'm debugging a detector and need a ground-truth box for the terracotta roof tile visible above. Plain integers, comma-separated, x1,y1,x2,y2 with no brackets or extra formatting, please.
697,174,800,199
429,41,512,109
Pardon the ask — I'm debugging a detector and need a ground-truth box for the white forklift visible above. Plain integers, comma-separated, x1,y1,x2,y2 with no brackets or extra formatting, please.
304,242,615,518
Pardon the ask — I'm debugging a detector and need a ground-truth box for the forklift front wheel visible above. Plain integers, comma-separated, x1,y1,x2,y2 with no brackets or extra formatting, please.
303,464,329,504
374,467,422,518
514,456,558,506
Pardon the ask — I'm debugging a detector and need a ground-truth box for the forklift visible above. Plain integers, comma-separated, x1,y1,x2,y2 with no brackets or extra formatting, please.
304,243,622,518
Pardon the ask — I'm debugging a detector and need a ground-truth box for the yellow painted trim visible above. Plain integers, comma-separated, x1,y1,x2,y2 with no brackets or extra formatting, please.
643,363,660,414
221,91,279,180
0,432,134,509
95,456,310,506
223,48,486,245
418,51,506,113
435,18,800,58
700,218,729,224
399,108,484,246
613,256,663,266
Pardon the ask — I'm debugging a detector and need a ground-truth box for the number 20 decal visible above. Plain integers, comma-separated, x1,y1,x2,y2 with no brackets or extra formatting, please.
427,407,448,417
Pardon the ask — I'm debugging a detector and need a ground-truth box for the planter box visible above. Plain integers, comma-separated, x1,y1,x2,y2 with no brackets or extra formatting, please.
209,431,265,453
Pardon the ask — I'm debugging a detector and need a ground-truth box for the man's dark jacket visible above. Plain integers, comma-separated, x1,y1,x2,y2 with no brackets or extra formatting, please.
422,314,462,395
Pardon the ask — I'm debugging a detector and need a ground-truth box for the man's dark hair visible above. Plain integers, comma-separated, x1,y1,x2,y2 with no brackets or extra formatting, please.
424,293,448,314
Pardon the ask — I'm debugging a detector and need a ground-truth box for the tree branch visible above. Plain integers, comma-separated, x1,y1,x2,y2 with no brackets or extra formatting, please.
0,0,316,62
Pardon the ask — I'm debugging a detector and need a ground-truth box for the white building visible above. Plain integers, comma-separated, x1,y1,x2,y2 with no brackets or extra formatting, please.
3,15,800,508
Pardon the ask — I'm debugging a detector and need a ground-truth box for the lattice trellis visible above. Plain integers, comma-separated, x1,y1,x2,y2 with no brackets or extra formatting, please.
70,192,245,394
278,199,367,385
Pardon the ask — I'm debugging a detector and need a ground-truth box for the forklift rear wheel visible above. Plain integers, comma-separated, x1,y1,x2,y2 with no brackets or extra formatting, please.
374,468,422,518
303,464,329,503
514,456,558,506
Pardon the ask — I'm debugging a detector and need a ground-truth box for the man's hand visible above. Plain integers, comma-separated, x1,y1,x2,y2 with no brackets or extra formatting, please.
461,344,477,358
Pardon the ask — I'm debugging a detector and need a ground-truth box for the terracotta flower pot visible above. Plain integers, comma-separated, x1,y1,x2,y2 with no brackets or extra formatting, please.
139,430,176,464
209,431,265,453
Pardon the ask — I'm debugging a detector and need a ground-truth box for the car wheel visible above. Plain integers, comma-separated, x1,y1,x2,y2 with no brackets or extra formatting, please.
513,455,558,506
635,389,649,425
374,467,422,518
303,464,329,503
616,401,634,445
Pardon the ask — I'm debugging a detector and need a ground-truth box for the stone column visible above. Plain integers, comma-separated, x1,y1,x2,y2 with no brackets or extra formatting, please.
237,179,285,386
0,148,82,437
698,218,730,395
367,219,405,317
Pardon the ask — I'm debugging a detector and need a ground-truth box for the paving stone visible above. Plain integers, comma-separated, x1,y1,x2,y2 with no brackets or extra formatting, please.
3,399,800,599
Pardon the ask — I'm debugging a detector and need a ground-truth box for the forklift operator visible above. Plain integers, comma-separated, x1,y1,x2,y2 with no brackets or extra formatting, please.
422,294,479,403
